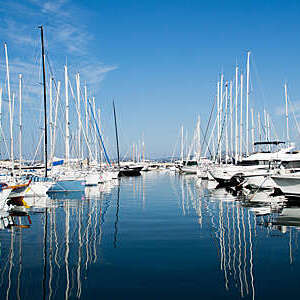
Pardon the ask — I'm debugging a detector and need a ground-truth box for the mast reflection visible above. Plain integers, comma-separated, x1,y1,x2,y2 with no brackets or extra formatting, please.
0,182,118,300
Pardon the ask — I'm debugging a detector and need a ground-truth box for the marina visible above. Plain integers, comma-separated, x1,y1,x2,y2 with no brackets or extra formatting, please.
1,1,300,299
1,171,300,299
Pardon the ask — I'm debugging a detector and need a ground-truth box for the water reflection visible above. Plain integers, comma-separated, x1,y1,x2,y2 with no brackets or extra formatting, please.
0,181,119,300
176,173,300,299
1,173,300,299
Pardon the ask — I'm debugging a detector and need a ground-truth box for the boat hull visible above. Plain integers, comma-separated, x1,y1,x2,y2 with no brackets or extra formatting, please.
271,175,300,198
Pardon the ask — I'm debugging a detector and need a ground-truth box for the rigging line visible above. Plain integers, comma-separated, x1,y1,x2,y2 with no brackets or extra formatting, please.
68,77,94,160
45,53,67,139
31,130,44,165
0,125,9,158
200,125,213,158
201,97,216,156
78,78,109,159
88,99,111,166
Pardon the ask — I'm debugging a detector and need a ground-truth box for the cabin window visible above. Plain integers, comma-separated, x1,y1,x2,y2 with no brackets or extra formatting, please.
281,161,300,169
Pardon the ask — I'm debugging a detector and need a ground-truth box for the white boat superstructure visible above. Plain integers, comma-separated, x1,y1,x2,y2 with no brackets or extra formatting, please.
209,144,300,188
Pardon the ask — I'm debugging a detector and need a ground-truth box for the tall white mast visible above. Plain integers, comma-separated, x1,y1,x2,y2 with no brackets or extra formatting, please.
212,137,215,160
225,82,228,164
229,80,233,160
196,115,201,161
258,112,261,151
257,112,261,141
5,43,14,175
235,66,239,163
97,108,102,164
76,74,82,160
52,81,61,162
267,113,271,151
219,74,224,163
0,86,2,155
246,51,250,157
251,108,255,153
181,125,184,163
217,81,220,156
264,109,267,141
142,132,145,162
133,144,135,163
65,65,70,165
84,84,88,160
92,97,97,162
284,83,289,142
19,74,22,175
49,77,53,161
239,73,243,160
185,129,188,161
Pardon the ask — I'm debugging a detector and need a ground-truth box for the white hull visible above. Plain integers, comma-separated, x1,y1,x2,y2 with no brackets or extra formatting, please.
85,173,99,186
272,174,300,197
0,189,13,211
180,166,197,174
24,182,54,197
244,173,276,190
196,168,209,179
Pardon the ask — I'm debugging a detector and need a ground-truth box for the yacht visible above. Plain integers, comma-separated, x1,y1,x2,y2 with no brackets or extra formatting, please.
209,142,298,188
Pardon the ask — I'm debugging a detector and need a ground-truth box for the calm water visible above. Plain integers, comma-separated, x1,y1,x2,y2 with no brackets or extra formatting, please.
0,171,300,299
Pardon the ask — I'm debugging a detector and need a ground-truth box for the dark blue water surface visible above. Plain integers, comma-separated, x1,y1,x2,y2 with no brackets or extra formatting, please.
0,171,300,299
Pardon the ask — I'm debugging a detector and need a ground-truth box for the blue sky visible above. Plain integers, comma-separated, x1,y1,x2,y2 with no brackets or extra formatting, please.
1,0,300,159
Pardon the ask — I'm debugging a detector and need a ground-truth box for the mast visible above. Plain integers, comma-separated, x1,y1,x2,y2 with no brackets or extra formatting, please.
235,65,239,163
97,108,102,168
142,133,145,162
229,81,233,160
225,82,228,164
284,83,289,142
52,81,61,162
113,101,120,168
5,43,14,176
217,81,220,160
0,86,2,158
251,108,255,153
65,65,70,166
49,76,53,163
132,144,135,163
19,74,22,175
197,115,201,162
240,73,243,160
264,109,267,141
76,74,82,160
267,113,271,151
219,74,224,163
257,112,261,152
181,125,184,163
246,51,250,157
39,26,48,177
93,98,97,162
84,83,88,160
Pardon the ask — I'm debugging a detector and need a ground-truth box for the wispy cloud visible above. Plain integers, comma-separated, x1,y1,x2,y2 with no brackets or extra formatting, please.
0,19,36,46
49,22,93,55
80,64,118,87
41,0,68,14
0,0,117,97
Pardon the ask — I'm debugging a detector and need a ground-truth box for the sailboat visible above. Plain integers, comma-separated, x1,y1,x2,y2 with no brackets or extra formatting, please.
112,101,141,177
